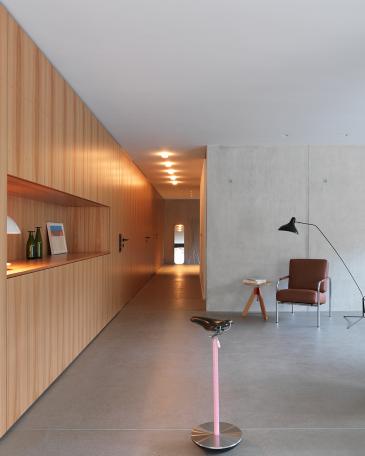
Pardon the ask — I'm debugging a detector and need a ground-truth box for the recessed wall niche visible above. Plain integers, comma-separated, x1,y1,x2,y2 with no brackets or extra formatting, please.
7,175,110,277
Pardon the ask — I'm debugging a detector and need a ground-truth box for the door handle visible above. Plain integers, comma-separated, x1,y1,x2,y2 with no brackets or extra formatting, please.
119,234,130,252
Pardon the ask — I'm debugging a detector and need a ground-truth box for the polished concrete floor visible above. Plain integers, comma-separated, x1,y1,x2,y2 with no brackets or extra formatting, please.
2,265,365,455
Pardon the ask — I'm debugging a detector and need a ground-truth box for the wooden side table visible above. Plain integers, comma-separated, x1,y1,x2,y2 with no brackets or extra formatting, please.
241,280,271,321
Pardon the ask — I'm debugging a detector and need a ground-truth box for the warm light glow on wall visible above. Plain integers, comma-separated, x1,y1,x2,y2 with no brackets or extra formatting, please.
169,175,177,181
164,161,173,167
166,169,175,175
172,181,178,185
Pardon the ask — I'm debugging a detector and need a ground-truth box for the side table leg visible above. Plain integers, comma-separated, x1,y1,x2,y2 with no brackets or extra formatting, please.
257,288,269,321
242,290,255,317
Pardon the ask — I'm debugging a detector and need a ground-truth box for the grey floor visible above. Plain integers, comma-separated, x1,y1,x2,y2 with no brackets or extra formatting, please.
2,265,365,455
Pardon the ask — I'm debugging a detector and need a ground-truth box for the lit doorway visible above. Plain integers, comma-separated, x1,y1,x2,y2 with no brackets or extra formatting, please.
174,224,184,264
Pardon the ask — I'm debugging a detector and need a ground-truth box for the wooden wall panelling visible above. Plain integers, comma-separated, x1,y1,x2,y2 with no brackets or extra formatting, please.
6,257,112,426
82,106,92,201
74,95,84,199
51,66,66,192
7,13,101,203
7,195,110,261
4,6,164,435
120,152,134,304
110,140,123,314
7,274,30,425
7,14,36,181
64,84,76,196
0,4,8,437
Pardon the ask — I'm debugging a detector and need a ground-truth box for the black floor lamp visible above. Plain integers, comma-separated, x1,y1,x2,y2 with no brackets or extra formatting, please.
278,217,365,328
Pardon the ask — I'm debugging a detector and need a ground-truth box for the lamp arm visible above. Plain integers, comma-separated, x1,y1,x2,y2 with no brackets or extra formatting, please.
297,221,364,299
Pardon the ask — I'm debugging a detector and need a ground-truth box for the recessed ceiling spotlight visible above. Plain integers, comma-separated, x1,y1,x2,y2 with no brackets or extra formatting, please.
166,169,175,175
159,151,170,159
281,133,289,138
164,161,173,167
344,133,349,137
170,175,177,181
172,181,178,185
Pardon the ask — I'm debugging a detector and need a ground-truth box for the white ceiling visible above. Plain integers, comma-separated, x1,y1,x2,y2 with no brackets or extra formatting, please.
3,0,365,198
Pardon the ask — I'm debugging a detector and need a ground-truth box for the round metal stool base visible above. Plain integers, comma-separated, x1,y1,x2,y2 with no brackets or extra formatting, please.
191,421,242,450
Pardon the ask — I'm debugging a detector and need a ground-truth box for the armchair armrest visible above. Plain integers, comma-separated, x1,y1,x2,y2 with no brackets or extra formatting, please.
276,275,289,290
317,277,331,293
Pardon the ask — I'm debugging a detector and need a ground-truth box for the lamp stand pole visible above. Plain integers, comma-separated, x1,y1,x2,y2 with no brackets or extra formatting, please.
296,221,365,329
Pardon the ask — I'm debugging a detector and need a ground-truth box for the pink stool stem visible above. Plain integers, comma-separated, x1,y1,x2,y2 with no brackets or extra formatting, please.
212,336,220,436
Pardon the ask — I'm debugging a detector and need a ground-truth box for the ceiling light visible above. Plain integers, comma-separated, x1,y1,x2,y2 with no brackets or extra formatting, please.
159,151,170,159
169,175,177,181
166,169,175,175
164,161,173,167
172,181,178,185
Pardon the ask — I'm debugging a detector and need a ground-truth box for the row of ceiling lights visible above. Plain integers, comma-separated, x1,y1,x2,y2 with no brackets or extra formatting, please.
159,150,179,185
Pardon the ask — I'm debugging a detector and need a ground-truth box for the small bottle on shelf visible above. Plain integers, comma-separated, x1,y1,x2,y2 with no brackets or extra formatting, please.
26,231,36,260
34,226,43,259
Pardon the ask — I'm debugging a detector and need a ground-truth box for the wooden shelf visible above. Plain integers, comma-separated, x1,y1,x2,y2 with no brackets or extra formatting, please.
6,252,110,278
8,175,108,207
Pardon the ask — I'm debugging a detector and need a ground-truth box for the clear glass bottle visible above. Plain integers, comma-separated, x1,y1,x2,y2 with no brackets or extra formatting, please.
34,226,43,259
26,231,36,260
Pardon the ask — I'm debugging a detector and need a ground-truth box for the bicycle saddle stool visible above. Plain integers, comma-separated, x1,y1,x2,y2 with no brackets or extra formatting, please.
191,316,233,334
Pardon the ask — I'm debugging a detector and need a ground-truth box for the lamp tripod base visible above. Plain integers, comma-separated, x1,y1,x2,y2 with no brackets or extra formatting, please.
344,298,365,329
344,315,365,329
191,422,242,450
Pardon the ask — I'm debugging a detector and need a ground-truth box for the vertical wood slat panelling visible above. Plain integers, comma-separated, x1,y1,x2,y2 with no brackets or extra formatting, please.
6,256,114,425
0,5,8,437
7,195,110,261
2,7,164,436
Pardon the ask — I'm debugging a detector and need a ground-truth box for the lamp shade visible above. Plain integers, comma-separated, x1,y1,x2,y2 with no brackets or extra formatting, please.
278,217,298,234
7,216,21,234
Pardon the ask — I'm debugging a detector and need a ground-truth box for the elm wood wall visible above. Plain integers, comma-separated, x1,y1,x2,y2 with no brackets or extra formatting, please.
7,257,116,425
0,6,8,437
7,195,110,260
199,161,207,299
163,199,200,265
1,5,164,435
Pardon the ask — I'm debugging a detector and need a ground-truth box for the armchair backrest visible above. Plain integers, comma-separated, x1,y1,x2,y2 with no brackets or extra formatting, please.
288,259,329,292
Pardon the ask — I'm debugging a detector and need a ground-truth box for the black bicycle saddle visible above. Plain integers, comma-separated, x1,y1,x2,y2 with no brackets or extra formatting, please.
190,316,233,334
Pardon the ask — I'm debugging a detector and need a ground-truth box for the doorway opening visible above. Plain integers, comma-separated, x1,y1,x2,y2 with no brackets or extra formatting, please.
174,224,185,264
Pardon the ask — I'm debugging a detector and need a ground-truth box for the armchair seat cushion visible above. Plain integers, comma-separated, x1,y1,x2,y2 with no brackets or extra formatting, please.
277,288,326,305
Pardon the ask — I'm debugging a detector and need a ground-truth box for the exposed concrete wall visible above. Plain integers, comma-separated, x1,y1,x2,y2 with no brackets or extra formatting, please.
206,145,365,312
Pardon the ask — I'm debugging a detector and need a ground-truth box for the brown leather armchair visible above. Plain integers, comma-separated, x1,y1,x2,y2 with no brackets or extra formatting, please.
276,259,331,328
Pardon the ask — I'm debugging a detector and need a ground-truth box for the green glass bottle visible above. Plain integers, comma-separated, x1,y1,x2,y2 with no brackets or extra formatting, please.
34,226,43,259
26,231,36,260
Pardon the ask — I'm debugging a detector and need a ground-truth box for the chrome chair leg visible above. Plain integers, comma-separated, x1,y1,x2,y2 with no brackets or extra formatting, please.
317,304,320,328
291,304,294,314
328,277,332,317
276,301,279,324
